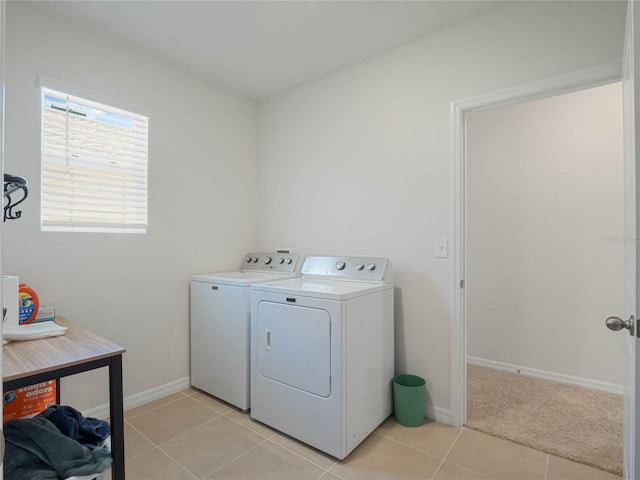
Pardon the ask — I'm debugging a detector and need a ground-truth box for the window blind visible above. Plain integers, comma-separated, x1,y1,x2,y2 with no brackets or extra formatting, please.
41,87,149,233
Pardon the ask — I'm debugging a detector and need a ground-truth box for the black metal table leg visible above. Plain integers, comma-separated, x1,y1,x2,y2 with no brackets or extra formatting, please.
55,377,61,404
108,355,125,480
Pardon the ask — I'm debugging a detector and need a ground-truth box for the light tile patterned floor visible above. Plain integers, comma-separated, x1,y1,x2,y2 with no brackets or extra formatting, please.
105,388,621,480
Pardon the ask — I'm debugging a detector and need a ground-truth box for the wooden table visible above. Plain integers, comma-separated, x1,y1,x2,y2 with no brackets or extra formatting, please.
3,317,126,479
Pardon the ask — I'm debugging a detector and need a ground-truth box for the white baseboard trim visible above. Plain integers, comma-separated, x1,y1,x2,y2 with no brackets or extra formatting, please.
83,376,458,431
467,356,623,395
425,404,451,425
82,376,191,419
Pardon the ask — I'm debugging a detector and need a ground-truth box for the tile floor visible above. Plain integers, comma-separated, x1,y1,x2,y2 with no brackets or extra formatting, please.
106,388,622,480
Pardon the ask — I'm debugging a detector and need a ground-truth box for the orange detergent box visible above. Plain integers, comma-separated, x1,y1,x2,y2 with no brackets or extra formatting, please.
3,380,56,423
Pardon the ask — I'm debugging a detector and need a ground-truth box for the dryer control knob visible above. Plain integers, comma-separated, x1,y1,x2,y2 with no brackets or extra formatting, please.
278,257,285,264
246,257,253,263
367,263,376,271
252,257,259,263
264,256,272,264
285,258,293,264
355,263,364,270
336,261,346,271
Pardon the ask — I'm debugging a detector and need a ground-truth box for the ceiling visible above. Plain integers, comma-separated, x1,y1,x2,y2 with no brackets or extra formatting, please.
33,1,510,101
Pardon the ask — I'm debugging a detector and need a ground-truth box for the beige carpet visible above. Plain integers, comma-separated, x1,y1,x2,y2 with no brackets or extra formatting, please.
466,364,623,476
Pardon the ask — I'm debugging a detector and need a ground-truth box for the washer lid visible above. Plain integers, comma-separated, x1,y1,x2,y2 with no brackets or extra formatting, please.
250,277,392,300
191,271,296,287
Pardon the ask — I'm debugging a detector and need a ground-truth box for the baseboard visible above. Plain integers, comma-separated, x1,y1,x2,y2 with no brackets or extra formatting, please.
425,404,451,425
467,356,623,395
84,376,457,431
82,376,191,419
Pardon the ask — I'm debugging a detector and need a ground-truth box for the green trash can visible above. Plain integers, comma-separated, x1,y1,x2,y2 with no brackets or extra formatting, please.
392,374,426,427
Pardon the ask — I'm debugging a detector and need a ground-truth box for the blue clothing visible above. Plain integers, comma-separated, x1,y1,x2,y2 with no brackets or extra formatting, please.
3,410,111,480
40,405,110,450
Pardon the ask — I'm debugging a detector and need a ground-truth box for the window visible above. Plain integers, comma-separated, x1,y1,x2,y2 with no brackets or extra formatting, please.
41,87,149,233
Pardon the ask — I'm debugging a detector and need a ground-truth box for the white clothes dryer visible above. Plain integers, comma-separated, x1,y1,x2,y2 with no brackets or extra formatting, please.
190,252,302,410
250,256,394,459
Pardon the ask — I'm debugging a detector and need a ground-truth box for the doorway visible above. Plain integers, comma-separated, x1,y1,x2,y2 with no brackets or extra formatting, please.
449,62,621,470
464,81,624,474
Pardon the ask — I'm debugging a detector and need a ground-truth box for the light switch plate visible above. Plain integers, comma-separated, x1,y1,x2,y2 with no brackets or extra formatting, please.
435,238,448,258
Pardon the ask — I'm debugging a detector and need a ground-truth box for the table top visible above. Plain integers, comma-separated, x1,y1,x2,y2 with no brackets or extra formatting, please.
3,317,125,383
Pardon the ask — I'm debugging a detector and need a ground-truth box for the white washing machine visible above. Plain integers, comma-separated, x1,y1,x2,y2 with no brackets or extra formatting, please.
190,252,302,410
250,255,394,459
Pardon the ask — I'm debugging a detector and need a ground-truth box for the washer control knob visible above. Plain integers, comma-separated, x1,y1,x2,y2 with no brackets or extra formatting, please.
278,257,285,264
246,257,253,263
264,256,272,264
286,258,293,264
336,261,346,271
355,263,364,270
367,263,376,271
252,257,259,263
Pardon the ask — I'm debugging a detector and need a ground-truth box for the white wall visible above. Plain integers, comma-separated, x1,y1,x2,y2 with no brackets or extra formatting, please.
466,83,624,387
1,0,627,421
257,1,626,419
3,2,258,410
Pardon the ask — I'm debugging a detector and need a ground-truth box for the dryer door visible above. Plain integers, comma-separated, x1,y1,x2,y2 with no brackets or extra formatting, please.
256,301,331,397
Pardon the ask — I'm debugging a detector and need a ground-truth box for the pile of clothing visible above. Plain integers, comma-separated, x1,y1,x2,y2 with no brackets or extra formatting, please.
4,405,112,480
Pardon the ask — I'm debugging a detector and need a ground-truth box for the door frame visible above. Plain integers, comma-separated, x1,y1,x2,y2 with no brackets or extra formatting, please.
450,61,623,427
1,1,6,475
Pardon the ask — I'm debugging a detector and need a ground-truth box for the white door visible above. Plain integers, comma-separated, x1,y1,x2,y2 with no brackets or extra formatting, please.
0,0,5,476
256,301,331,397
614,2,640,478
